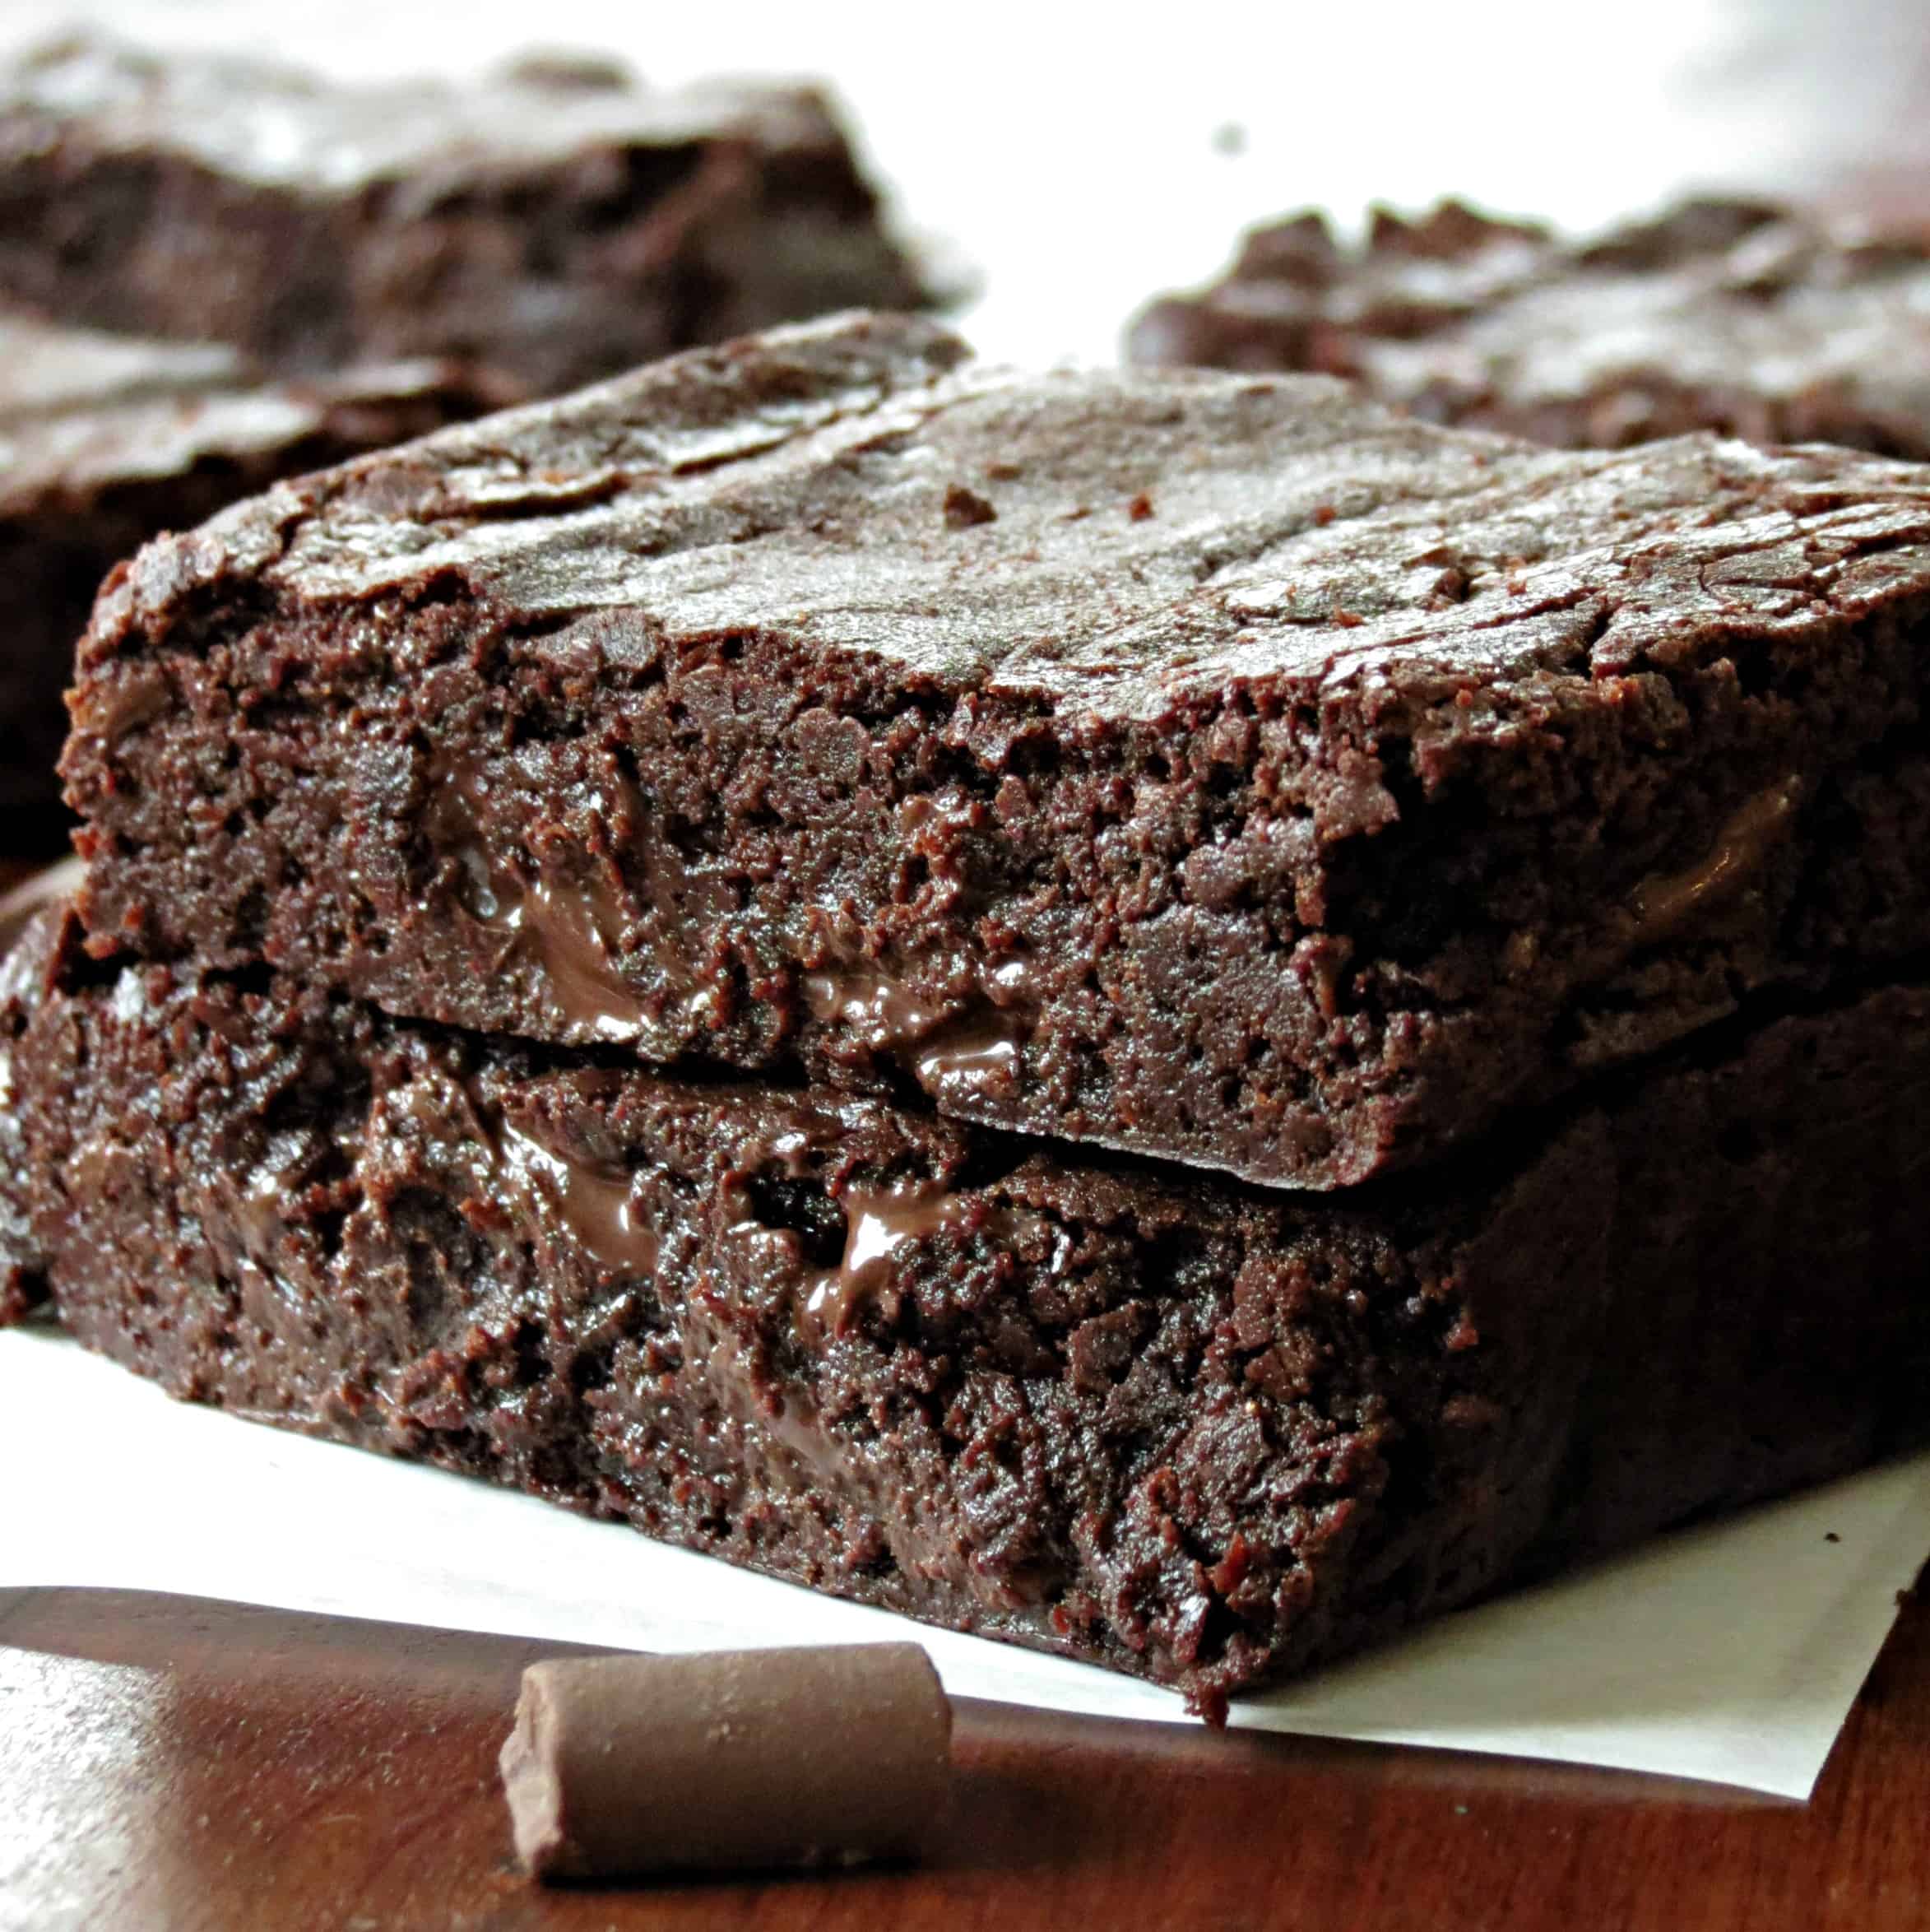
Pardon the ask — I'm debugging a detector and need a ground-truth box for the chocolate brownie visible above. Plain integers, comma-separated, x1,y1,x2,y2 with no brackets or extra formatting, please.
0,35,932,398
3,906,1925,1712
0,312,499,848
1129,197,1930,457
64,313,1930,1188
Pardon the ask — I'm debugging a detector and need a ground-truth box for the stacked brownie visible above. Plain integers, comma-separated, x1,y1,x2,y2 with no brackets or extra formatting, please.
0,35,934,843
1129,196,1930,457
7,313,1930,1716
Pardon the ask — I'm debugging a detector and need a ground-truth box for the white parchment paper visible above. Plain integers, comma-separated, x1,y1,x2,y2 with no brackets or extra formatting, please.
4,1328,1923,1798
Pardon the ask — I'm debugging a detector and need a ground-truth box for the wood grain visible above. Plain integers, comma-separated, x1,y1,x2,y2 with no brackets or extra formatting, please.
1,1579,1923,1932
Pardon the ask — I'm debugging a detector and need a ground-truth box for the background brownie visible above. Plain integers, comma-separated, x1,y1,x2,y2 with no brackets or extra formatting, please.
0,35,934,397
64,313,1930,1189
0,311,499,847
1128,197,1930,457
3,907,1924,1712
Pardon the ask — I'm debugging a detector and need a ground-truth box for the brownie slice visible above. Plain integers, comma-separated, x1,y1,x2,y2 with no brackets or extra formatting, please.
0,35,932,397
1129,197,1930,457
0,311,500,847
4,906,1926,1711
64,313,1930,1188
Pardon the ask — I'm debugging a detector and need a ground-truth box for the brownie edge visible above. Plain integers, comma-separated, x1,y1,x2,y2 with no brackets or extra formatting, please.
0,312,503,841
5,907,1926,1713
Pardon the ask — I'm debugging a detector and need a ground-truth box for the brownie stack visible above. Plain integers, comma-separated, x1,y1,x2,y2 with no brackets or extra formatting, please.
0,34,933,840
6,312,1929,1717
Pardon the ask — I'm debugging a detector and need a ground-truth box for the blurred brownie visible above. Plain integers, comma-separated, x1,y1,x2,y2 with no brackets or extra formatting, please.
5,906,1924,1711
0,310,497,845
0,35,933,397
64,313,1930,1188
1129,197,1930,457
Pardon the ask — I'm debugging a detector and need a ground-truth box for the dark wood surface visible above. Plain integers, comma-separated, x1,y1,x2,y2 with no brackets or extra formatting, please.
1,1579,1924,1932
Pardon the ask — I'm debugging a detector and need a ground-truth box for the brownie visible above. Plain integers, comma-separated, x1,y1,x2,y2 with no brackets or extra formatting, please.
64,313,1930,1188
3,905,1925,1712
0,35,932,397
0,312,500,848
1128,197,1930,457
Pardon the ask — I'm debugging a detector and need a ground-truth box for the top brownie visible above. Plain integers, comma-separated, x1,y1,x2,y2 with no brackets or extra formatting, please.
1129,197,1930,458
0,35,932,396
63,313,1930,1189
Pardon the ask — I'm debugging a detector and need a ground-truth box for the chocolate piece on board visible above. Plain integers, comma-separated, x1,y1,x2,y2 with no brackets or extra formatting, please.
500,1646,951,1879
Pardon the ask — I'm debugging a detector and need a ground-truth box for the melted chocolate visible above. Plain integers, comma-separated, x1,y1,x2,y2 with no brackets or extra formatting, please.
913,1024,1024,1104
984,954,1039,1005
800,964,939,1046
234,1161,294,1262
803,957,1036,1102
1626,779,1801,948
518,872,650,1043
425,755,647,1043
800,1181,981,1339
499,1120,660,1279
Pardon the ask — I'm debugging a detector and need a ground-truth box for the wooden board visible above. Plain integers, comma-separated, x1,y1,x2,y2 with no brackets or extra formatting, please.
2,1580,1924,1931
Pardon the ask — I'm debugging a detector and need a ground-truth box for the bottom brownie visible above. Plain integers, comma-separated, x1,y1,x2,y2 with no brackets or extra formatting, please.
2,909,1926,1713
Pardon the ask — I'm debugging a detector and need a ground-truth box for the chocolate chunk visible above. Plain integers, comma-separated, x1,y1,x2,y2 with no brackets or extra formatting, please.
499,1646,951,1879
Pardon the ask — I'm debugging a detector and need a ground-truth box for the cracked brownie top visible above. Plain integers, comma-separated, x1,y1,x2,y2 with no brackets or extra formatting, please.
86,308,1930,723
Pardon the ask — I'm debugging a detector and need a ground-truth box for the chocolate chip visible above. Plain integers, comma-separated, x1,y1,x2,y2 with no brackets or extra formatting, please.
944,484,997,530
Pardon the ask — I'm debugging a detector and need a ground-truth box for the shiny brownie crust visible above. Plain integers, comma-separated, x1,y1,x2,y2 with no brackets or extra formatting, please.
63,314,1930,1187
5,908,1926,1713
